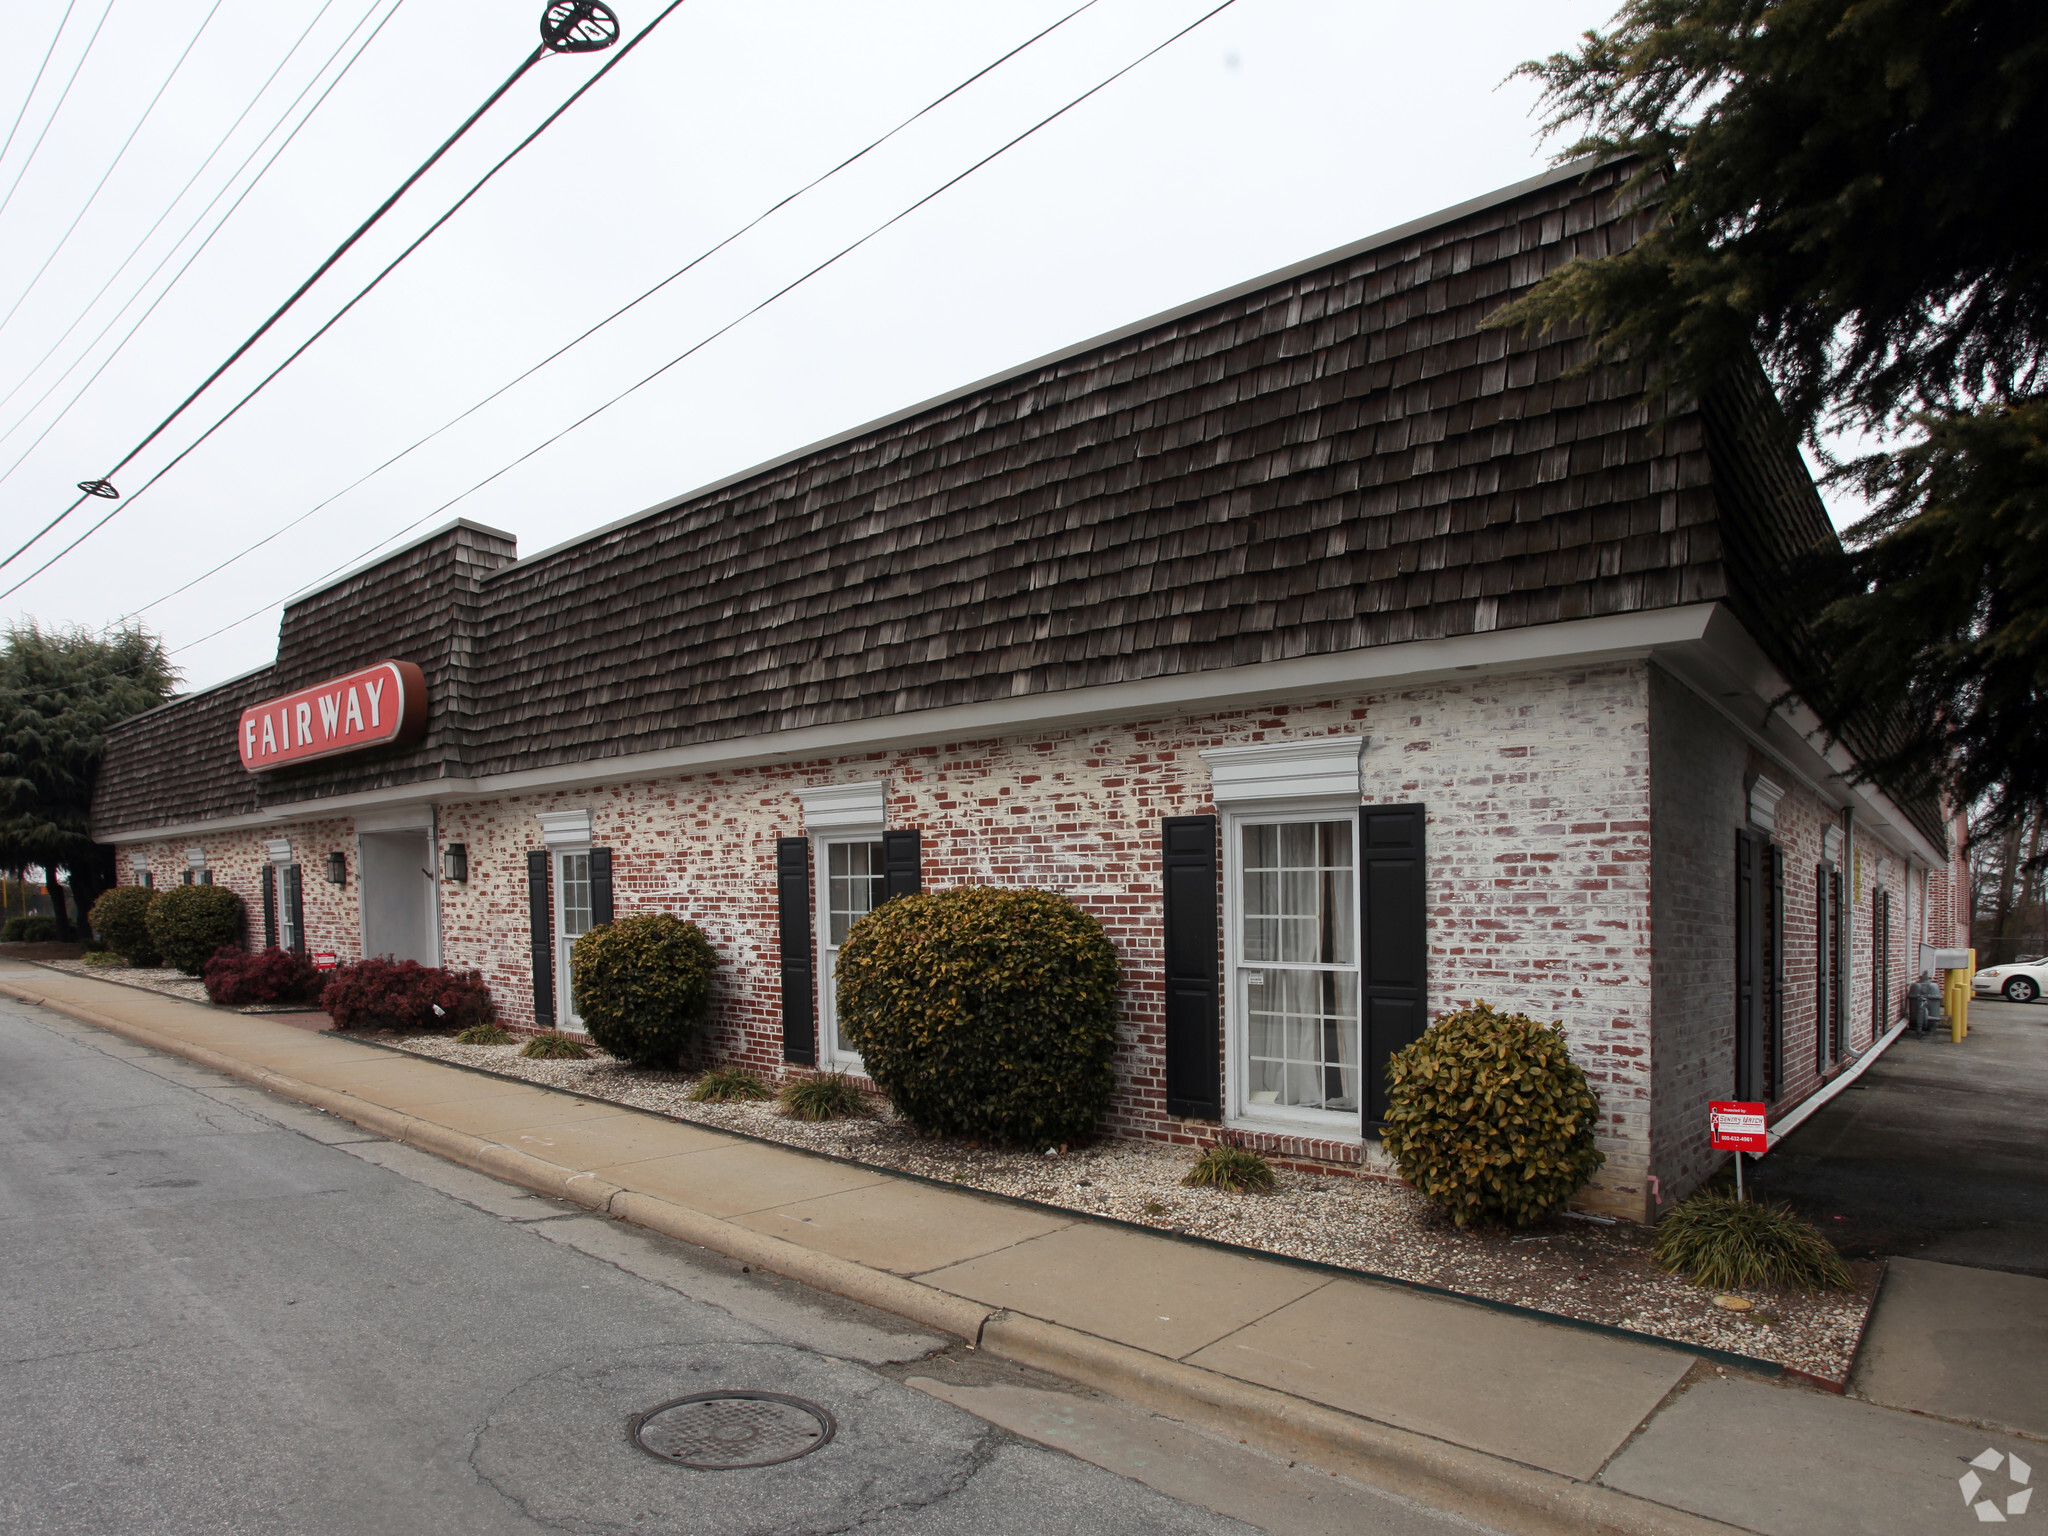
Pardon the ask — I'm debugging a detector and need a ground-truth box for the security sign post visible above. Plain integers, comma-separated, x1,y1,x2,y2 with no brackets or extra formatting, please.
1709,1100,1768,1201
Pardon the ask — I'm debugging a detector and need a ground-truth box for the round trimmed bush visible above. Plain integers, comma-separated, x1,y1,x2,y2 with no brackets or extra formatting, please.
3,914,59,943
569,913,719,1066
836,886,1121,1146
143,883,245,975
1378,1001,1606,1228
89,884,160,966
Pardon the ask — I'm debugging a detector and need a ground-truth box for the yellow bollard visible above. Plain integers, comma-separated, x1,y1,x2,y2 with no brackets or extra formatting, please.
1945,949,1976,1042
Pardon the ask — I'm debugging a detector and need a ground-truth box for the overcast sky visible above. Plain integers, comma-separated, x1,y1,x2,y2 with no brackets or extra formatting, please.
0,0,1791,697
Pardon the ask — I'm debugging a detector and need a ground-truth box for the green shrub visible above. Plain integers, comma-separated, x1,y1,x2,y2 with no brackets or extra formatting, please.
456,1021,513,1045
569,912,719,1067
1183,1144,1276,1193
688,1065,770,1102
2,915,59,943
143,883,245,975
82,950,128,969
88,885,159,965
1655,1194,1854,1291
779,1072,871,1122
837,886,1121,1146
521,1032,589,1060
1378,1001,1606,1228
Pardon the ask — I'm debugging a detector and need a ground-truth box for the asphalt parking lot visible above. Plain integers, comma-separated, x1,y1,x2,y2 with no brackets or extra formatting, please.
1748,998,2048,1276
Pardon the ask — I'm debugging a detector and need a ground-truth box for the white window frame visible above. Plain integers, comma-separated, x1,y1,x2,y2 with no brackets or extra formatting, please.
554,844,594,1032
278,865,302,955
814,831,887,1072
1221,802,1366,1139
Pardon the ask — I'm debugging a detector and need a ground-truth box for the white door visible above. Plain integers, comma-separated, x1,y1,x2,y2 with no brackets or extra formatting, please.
555,849,592,1030
818,837,885,1067
359,831,435,963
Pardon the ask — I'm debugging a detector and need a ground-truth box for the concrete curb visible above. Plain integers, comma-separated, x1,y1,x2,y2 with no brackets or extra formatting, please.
6,980,1742,1536
979,1313,1739,1536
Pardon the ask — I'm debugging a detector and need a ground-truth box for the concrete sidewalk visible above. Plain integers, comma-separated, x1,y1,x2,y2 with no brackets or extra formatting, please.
6,964,2040,1536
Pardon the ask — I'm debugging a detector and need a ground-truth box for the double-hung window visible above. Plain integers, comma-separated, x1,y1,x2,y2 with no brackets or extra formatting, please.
1234,815,1362,1123
556,849,593,1030
817,836,886,1068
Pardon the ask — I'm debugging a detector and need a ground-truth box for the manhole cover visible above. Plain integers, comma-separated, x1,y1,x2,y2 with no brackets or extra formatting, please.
629,1391,836,1470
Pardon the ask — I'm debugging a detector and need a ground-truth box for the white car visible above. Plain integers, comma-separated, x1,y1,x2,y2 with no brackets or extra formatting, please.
1973,958,2047,1004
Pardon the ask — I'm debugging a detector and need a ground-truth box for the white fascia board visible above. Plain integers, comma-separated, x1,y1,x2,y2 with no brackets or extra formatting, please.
1655,606,1949,868
96,603,1714,843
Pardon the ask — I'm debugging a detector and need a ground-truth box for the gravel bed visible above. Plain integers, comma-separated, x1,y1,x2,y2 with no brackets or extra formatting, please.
390,1034,1877,1381
36,958,318,1014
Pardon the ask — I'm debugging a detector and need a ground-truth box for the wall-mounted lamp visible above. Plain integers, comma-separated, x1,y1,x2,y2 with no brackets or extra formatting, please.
326,852,347,886
442,843,468,883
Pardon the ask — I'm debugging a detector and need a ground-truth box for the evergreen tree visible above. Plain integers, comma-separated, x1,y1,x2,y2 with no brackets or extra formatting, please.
1497,0,2048,833
0,625,176,939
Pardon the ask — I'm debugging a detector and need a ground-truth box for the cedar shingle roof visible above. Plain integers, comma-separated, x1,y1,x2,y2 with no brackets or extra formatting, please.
97,159,1794,836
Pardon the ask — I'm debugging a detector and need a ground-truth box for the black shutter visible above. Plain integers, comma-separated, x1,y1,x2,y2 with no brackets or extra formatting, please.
1361,804,1428,1127
285,864,306,958
528,850,554,1028
590,847,613,927
1829,865,1844,1063
777,837,815,1065
261,864,277,950
882,829,922,902
1161,816,1220,1120
1767,843,1785,1101
1735,829,1762,1101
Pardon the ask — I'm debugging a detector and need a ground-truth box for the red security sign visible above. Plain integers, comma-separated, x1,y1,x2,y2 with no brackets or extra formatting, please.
1709,1100,1768,1153
237,660,427,772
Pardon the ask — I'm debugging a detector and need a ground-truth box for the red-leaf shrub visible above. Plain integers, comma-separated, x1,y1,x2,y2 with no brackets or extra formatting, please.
321,957,494,1032
202,945,325,1007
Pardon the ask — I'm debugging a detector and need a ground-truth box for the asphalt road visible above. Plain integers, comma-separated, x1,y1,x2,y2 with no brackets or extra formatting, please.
0,999,1485,1536
1748,998,2048,1277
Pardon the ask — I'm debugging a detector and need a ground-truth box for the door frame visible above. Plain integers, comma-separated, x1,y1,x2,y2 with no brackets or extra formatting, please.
354,824,439,966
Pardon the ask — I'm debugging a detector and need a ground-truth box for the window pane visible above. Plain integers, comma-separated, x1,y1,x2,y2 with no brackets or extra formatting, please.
559,853,593,936
1239,819,1354,964
828,840,886,946
1243,966,1359,1112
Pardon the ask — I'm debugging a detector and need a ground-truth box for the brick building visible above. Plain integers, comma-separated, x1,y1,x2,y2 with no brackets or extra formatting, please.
92,160,1966,1220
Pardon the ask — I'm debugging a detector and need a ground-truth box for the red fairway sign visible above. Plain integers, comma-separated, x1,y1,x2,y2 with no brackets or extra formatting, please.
1709,1100,1768,1154
237,660,426,772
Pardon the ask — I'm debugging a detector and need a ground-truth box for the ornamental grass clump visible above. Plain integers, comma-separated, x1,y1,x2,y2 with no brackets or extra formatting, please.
143,883,245,975
687,1065,770,1102
521,1032,588,1060
88,884,160,966
1379,1001,1605,1228
569,913,719,1067
455,1021,513,1045
1183,1144,1276,1194
1655,1193,1854,1292
779,1072,871,1122
836,886,1120,1147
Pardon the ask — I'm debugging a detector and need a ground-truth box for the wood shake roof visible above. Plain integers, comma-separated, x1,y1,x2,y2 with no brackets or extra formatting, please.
96,158,1862,837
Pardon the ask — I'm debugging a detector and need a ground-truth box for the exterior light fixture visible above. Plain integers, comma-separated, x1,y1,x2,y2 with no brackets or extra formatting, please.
327,852,347,886
443,843,468,883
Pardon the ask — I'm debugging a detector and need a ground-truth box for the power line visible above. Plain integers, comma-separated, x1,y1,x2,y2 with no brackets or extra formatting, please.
0,0,119,228
0,0,228,344
0,0,82,175
0,0,686,601
0,0,346,426
0,0,400,488
0,1,626,578
120,0,1104,624
161,0,1243,662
